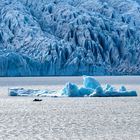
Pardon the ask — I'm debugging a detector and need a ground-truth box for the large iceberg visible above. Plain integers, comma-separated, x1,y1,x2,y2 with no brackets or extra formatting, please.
9,76,137,97
0,0,140,76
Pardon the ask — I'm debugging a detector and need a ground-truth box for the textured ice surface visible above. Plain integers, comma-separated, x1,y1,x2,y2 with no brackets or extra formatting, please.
83,76,100,89
9,76,137,97
1,96,140,139
1,0,140,76
9,88,59,97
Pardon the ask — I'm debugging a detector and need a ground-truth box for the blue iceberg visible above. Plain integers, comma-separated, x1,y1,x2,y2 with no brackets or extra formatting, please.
104,90,137,97
89,86,107,97
83,76,101,89
79,87,94,97
9,76,137,97
60,83,94,97
61,78,138,97
61,82,80,97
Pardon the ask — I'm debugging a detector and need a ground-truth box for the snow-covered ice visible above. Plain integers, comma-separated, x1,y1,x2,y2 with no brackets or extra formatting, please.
1,95,140,140
9,88,59,97
9,76,137,97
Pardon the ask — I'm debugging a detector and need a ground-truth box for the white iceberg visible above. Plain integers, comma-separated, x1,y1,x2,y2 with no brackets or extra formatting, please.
8,88,57,97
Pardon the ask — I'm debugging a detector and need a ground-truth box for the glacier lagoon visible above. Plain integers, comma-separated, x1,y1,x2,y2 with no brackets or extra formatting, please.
0,76,140,139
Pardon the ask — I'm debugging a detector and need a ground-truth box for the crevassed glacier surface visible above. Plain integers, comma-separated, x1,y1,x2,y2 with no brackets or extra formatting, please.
1,0,140,76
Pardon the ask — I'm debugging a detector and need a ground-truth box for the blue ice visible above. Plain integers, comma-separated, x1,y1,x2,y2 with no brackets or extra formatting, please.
83,76,101,89
1,0,140,76
9,76,137,97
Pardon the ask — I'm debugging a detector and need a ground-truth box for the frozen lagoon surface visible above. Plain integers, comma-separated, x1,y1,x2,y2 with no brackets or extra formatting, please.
0,76,140,140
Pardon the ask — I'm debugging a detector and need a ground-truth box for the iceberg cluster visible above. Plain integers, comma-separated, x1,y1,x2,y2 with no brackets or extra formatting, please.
0,0,140,76
9,76,137,97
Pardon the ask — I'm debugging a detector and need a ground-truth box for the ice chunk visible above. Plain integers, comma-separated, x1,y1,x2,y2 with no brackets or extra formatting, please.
89,82,137,97
8,88,20,96
105,84,111,90
104,84,117,92
119,91,137,96
8,88,56,97
104,85,137,97
79,87,94,97
61,83,95,97
89,86,107,97
83,76,100,89
61,82,80,97
105,91,121,97
119,86,127,92
105,84,112,91
89,86,137,97
105,91,137,97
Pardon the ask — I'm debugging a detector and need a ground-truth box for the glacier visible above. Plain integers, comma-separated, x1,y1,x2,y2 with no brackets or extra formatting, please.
9,76,137,97
1,0,140,76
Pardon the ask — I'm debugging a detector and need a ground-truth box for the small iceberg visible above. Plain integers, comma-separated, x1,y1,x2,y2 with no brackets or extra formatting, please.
9,88,57,97
9,76,137,97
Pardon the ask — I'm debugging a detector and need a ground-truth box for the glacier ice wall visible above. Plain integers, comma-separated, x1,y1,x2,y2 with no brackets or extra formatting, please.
0,0,140,76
